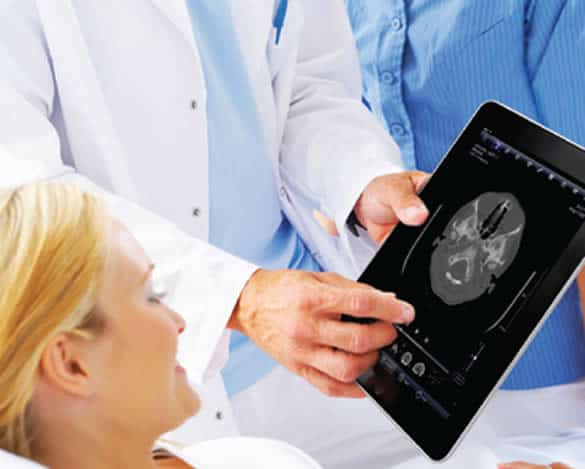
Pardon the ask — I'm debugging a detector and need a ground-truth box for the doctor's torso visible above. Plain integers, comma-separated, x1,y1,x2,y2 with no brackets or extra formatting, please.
0,0,303,444
14,0,300,242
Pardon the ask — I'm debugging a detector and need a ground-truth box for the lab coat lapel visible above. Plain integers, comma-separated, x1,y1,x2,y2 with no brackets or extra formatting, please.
150,0,199,56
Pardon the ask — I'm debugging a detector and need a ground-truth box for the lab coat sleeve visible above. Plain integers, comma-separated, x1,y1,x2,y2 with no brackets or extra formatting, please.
0,91,256,385
0,2,258,383
527,0,585,148
279,0,404,276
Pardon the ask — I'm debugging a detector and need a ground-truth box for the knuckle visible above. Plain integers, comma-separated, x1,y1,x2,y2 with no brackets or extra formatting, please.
293,363,310,381
342,359,363,382
284,314,308,340
350,291,372,317
296,363,311,380
319,272,340,283
319,288,338,310
294,289,315,312
335,355,360,383
348,328,368,354
289,340,306,358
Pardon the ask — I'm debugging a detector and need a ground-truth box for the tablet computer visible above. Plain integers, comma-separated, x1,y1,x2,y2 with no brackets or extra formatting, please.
354,101,585,461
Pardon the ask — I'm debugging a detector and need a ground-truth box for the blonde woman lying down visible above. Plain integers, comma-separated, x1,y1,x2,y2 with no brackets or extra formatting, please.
0,182,320,469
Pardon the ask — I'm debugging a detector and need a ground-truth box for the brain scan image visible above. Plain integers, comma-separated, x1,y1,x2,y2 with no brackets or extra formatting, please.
430,193,525,306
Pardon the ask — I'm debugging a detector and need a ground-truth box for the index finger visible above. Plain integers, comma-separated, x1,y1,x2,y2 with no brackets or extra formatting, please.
322,285,415,324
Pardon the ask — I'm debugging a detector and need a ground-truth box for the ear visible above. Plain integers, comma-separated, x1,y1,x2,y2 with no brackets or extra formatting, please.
38,334,94,398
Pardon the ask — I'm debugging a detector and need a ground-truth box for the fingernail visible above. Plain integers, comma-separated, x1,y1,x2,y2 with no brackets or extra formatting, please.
402,205,427,222
401,302,415,323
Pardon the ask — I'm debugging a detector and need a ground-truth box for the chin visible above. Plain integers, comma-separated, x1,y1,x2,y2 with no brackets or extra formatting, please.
159,394,201,436
173,383,201,426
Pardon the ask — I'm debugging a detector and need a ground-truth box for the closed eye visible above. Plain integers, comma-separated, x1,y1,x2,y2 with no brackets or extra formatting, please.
148,290,167,303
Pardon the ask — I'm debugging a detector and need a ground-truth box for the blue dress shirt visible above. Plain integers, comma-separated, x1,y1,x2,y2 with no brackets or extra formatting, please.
185,0,320,396
347,0,585,389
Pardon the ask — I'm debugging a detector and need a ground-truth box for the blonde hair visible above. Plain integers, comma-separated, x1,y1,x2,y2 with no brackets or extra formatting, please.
0,182,109,458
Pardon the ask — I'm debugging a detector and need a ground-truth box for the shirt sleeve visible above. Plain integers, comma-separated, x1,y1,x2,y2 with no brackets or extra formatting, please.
526,0,585,147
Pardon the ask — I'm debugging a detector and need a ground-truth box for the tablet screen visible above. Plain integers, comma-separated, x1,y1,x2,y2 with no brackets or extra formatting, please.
356,102,585,460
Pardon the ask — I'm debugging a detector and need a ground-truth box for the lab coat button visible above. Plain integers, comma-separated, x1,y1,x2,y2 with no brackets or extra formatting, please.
279,186,290,202
190,100,198,110
192,207,201,217
215,411,223,420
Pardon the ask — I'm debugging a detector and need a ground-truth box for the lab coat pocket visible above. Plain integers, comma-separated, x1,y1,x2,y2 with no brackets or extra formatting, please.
266,0,304,80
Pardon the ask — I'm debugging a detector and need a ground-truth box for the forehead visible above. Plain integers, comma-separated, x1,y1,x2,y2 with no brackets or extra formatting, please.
100,220,152,301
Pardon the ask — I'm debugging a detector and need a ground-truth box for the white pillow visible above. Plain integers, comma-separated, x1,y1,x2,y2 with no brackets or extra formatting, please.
159,437,322,469
0,449,44,468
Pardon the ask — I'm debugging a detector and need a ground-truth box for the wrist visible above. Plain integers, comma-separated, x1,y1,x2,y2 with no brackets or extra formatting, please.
228,268,262,333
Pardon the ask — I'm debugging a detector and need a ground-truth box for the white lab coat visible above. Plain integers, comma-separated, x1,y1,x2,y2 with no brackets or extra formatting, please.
0,0,402,446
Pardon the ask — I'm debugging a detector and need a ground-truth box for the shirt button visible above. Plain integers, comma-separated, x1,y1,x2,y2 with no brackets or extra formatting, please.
391,16,403,32
279,186,290,202
381,71,398,85
192,207,201,217
190,99,198,110
390,123,406,137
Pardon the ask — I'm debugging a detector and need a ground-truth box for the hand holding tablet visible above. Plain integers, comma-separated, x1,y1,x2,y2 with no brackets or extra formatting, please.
352,102,585,461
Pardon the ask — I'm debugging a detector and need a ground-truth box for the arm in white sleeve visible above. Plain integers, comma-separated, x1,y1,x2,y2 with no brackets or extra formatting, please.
0,94,257,383
279,0,404,275
0,12,256,381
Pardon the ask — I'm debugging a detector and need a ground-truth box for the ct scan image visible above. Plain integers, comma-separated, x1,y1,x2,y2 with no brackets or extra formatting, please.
430,192,525,306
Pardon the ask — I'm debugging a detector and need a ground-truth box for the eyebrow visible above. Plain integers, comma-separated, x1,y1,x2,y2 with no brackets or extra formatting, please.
140,263,155,285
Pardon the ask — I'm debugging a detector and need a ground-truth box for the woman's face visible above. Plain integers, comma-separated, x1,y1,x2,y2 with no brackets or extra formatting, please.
86,220,200,435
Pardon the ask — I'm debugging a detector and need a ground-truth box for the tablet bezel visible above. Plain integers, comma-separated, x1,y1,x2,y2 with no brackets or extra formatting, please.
356,101,585,461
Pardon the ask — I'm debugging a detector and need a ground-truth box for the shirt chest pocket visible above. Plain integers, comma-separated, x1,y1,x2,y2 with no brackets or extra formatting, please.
428,0,520,69
420,1,530,120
